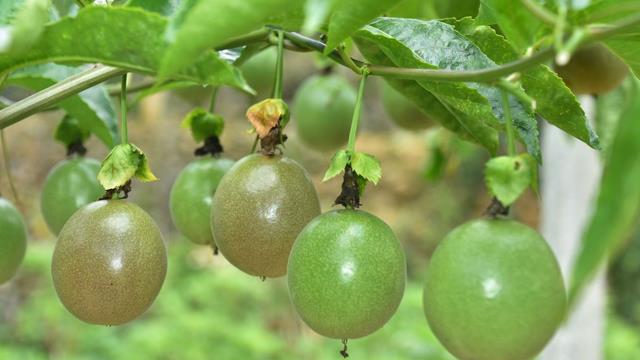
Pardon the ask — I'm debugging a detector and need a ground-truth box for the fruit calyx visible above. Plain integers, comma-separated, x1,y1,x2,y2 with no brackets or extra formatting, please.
485,196,510,218
66,140,87,157
340,339,349,358
246,98,290,156
99,180,132,200
194,135,224,157
334,165,361,209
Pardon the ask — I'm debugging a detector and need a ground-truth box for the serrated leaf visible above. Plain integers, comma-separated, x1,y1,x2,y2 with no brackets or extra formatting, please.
485,155,532,206
246,98,289,138
476,0,548,52
323,149,350,181
181,108,224,142
54,115,91,147
6,64,118,147
324,0,403,52
351,152,382,185
98,143,157,189
569,77,640,305
365,18,541,160
0,0,49,54
0,6,251,92
446,17,600,150
160,0,304,79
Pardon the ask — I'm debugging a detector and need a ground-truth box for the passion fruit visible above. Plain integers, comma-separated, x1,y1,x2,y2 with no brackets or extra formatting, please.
211,154,320,278
0,197,27,284
288,209,406,339
170,157,234,246
52,200,167,325
423,218,566,360
240,47,277,99
555,43,629,95
41,157,102,235
292,74,357,152
381,81,433,130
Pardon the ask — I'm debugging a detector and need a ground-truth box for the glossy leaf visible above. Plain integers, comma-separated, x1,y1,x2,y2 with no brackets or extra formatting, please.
160,0,304,79
323,149,350,181
476,0,547,52
351,152,382,185
0,6,251,92
569,77,640,305
181,108,224,142
485,155,532,206
448,18,599,150
6,64,118,147
0,0,49,54
324,0,403,52
98,143,158,190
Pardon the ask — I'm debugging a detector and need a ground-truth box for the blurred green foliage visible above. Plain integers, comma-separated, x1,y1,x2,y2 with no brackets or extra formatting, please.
0,240,455,360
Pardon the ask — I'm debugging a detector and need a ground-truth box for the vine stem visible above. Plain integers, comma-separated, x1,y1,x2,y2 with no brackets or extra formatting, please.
272,30,285,99
120,73,129,144
521,0,558,26
347,71,369,154
500,90,516,157
0,130,20,206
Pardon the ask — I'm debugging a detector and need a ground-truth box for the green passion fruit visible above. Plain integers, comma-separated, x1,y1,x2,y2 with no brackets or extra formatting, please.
211,154,320,278
381,81,433,130
52,200,167,325
0,197,27,284
423,218,566,360
240,47,277,99
170,157,234,246
555,43,629,95
288,209,406,339
41,157,103,235
292,74,357,152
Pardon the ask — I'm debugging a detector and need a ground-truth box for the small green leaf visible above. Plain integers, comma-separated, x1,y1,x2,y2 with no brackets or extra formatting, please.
323,149,350,181
98,143,158,190
485,155,532,206
569,77,640,306
324,0,403,52
181,108,225,142
0,0,50,54
54,115,91,147
519,153,539,196
351,152,382,185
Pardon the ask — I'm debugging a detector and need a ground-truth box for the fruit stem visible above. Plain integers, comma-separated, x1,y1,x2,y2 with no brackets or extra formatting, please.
340,339,349,358
0,129,20,206
120,73,129,145
500,89,516,157
208,86,219,113
347,71,369,154
272,30,285,100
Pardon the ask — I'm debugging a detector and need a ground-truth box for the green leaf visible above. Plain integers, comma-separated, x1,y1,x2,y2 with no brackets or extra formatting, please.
484,155,532,206
160,0,304,79
0,0,50,54
302,0,337,34
324,0,403,52
569,77,640,305
181,108,225,142
323,149,350,181
54,115,91,147
0,6,251,92
476,0,547,52
351,152,382,185
447,17,600,150
98,143,158,190
5,64,118,147
125,0,180,16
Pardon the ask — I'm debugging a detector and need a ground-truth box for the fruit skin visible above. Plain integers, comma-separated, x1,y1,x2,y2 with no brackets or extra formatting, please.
240,47,277,99
555,43,628,95
41,157,103,235
423,218,567,360
292,74,357,151
288,209,406,339
0,197,27,284
381,81,432,130
52,200,167,325
169,157,234,245
211,154,320,278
